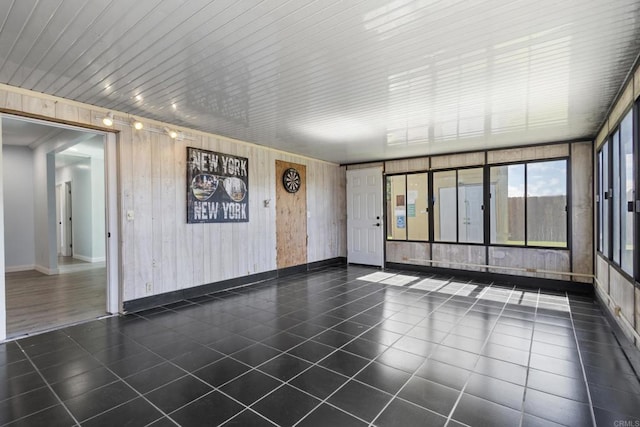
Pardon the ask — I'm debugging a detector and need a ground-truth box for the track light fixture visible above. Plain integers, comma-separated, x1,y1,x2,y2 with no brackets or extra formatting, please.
164,127,178,139
131,118,143,130
102,112,114,126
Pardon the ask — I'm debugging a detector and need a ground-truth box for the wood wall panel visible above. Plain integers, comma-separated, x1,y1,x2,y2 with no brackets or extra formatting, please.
431,152,484,169
571,142,593,281
386,241,430,264
276,161,307,269
609,82,634,128
487,144,569,164
609,268,634,325
432,244,485,271
488,247,570,280
0,84,346,304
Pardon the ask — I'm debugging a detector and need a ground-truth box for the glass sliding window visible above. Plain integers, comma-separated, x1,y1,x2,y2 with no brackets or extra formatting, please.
620,110,634,274
406,173,429,241
612,130,621,264
602,142,610,257
433,170,457,241
597,150,604,252
526,160,567,247
490,164,525,245
386,175,407,240
458,168,484,243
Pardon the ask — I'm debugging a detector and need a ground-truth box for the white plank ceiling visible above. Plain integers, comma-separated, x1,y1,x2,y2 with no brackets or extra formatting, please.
0,0,638,163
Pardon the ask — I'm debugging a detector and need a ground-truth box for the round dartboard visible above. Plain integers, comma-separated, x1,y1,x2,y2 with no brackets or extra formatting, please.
283,168,301,193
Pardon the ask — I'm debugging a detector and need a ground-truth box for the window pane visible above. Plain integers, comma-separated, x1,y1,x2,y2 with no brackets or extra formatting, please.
620,111,634,274
526,160,567,247
598,150,604,252
433,170,457,241
386,175,406,240
613,131,621,263
602,143,610,256
406,173,429,241
458,168,484,243
490,164,525,245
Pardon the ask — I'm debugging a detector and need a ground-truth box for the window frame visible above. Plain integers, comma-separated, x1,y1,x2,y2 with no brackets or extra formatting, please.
383,158,570,250
596,105,637,282
488,158,570,249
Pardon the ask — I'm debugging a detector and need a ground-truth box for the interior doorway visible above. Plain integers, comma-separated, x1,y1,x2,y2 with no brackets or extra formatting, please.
1,114,118,339
57,181,73,258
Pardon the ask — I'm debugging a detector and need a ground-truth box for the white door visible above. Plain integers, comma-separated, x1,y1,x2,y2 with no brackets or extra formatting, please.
347,167,384,267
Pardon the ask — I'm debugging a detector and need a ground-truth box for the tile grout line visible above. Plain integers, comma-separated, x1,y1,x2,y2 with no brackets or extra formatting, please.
219,273,449,426
566,292,598,427
61,334,182,427
127,273,403,426
440,284,522,426
13,340,82,426
367,279,502,427
516,288,541,427
291,277,487,427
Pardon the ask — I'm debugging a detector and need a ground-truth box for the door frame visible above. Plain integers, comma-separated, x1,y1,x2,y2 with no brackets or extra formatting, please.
0,114,121,340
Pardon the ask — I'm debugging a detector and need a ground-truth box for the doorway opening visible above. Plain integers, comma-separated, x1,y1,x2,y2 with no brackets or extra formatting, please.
1,115,117,338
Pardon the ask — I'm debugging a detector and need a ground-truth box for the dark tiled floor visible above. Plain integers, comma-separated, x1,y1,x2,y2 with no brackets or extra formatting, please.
2,265,640,426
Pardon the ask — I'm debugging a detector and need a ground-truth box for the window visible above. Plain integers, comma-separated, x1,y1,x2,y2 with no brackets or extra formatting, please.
433,168,484,243
386,175,406,240
597,107,635,277
407,173,429,240
620,111,634,273
385,155,569,249
386,173,429,241
490,160,567,247
490,164,525,245
526,160,567,247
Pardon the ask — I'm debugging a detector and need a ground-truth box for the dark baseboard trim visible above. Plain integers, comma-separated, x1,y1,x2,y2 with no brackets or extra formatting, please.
277,264,308,277
124,257,347,313
594,291,640,380
124,270,277,313
308,257,347,270
385,263,594,296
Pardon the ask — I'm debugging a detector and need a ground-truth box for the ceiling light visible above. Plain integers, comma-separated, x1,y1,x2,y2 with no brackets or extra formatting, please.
164,127,178,139
131,118,143,130
102,112,114,127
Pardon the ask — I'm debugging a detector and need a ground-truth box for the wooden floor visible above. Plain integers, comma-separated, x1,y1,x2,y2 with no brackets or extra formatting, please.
5,258,106,338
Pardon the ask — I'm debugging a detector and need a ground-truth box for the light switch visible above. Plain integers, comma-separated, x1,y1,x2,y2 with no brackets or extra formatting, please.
127,210,134,220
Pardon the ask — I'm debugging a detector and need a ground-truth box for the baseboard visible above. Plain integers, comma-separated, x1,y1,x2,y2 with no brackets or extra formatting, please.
4,264,35,273
385,262,594,295
73,254,105,263
34,265,59,275
124,257,348,313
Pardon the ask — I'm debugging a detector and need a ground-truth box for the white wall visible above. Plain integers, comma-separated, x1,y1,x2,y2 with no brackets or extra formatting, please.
56,155,106,262
91,157,105,260
33,144,62,273
2,145,35,270
70,159,92,260
0,118,7,340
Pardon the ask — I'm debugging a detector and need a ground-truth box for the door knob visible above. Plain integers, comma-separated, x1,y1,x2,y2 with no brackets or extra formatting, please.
373,223,380,227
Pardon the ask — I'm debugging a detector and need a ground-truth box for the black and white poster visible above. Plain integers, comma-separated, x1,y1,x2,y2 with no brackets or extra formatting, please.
187,147,249,223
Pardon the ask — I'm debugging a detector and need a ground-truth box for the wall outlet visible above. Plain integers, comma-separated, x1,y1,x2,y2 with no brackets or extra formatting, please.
145,282,152,294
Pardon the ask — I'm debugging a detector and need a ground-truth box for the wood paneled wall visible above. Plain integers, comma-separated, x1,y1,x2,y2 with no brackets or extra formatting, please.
0,84,346,303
